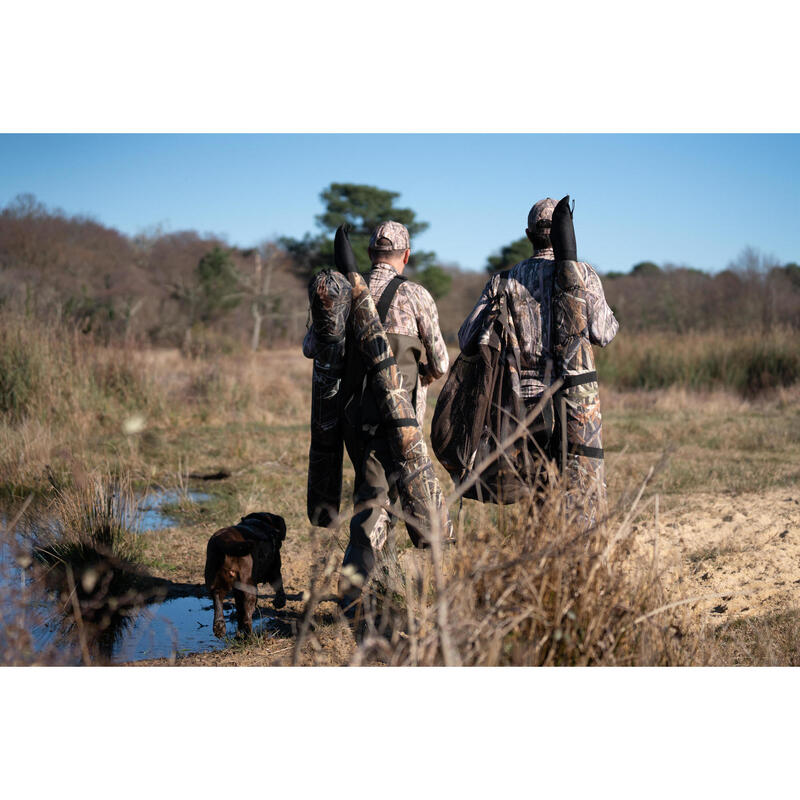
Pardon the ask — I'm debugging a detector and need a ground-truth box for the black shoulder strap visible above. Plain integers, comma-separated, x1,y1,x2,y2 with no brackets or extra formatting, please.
375,275,406,325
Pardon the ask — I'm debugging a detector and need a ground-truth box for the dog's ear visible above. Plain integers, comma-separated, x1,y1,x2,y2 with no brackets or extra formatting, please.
219,540,256,557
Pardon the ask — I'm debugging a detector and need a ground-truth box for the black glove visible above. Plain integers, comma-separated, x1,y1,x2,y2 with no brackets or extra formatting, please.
551,195,577,262
334,224,359,274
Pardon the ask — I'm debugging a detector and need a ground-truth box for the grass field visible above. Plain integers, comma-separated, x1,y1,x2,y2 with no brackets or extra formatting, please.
1,315,799,666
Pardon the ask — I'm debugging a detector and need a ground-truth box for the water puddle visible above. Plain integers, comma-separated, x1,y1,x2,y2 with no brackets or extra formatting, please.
111,597,283,663
0,488,293,665
7,587,286,664
27,597,286,665
134,489,210,532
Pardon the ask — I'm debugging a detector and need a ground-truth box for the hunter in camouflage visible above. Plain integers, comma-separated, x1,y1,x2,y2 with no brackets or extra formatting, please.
459,198,618,401
303,222,450,553
333,223,451,612
458,196,618,524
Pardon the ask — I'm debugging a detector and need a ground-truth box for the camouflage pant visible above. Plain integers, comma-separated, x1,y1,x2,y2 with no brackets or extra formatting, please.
558,381,607,529
342,436,398,584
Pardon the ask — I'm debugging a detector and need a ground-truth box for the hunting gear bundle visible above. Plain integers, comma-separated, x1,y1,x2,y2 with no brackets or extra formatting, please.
306,269,352,527
431,271,542,504
550,196,607,526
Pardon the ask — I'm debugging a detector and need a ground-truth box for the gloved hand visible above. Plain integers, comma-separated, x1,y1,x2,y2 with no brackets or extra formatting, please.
334,224,359,274
551,195,577,262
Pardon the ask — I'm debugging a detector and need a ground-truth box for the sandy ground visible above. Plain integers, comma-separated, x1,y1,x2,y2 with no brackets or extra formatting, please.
651,488,800,623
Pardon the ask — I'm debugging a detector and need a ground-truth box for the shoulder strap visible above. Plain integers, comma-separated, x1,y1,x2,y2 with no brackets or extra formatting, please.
375,275,406,326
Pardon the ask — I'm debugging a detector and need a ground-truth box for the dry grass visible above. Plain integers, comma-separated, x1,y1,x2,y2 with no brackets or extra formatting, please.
294,466,711,667
595,327,800,396
2,309,799,666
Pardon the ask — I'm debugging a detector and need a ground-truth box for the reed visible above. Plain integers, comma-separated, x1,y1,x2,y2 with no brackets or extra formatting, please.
596,327,800,396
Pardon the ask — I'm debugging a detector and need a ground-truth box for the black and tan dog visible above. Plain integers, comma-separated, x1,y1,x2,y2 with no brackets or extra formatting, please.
204,512,287,638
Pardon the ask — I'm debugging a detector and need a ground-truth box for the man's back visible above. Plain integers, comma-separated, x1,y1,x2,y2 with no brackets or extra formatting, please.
459,248,618,400
367,262,449,425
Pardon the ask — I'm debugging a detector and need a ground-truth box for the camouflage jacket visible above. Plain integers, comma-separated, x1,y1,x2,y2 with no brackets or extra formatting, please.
304,263,449,423
458,247,619,399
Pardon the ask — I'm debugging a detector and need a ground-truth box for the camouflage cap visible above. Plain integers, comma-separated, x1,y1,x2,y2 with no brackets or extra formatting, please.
527,198,556,234
369,220,410,251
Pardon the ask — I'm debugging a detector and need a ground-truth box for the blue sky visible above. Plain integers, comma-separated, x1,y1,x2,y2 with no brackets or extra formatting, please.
1,134,798,273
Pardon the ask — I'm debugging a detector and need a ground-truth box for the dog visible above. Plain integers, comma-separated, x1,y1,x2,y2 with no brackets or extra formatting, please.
204,512,287,638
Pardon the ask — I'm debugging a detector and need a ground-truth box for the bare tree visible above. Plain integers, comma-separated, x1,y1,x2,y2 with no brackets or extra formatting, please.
236,243,289,351
249,247,273,351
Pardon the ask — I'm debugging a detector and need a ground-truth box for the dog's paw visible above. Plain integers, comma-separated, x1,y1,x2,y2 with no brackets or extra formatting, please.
273,591,287,610
213,620,227,638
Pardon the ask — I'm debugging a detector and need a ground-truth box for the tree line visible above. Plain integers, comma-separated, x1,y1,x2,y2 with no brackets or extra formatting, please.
1,188,797,352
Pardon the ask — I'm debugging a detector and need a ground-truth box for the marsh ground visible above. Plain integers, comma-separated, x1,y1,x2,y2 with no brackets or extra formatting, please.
87,349,799,665
3,343,799,665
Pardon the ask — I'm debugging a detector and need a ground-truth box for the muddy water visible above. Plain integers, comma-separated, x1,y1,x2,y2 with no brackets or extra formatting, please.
0,489,287,664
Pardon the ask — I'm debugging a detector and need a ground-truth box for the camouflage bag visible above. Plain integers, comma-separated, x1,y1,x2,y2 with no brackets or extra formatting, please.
551,195,607,528
432,273,536,504
306,269,352,527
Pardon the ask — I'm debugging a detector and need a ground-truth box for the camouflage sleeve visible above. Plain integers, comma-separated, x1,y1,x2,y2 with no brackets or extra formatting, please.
302,326,317,359
457,273,503,351
413,284,449,382
581,262,619,347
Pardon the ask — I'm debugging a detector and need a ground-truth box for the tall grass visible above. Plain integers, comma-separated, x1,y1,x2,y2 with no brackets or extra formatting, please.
0,311,161,494
0,309,312,493
0,311,157,424
596,327,800,396
35,471,144,570
309,467,710,667
29,471,164,663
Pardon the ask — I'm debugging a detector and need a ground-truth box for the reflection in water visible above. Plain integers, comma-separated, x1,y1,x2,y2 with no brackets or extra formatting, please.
35,594,283,664
112,597,282,663
11,577,284,665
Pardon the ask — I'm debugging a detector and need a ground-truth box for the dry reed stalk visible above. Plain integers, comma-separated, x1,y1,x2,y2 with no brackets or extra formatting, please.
345,454,712,666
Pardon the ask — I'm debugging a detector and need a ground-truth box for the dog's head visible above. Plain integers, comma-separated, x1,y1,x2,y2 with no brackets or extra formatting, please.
239,512,286,542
